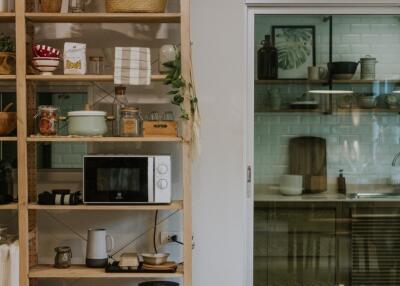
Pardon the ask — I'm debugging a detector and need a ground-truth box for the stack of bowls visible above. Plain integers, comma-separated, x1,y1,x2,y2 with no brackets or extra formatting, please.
32,44,61,75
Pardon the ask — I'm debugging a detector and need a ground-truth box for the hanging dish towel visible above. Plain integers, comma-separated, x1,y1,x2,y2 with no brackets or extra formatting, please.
9,241,19,286
0,244,10,286
114,47,151,86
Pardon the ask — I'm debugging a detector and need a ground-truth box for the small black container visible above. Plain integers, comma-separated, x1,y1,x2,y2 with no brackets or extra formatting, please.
327,61,359,80
139,282,179,286
257,35,278,80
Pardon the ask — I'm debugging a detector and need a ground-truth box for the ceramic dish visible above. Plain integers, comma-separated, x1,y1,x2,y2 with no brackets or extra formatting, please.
141,253,169,265
32,44,61,58
32,57,61,75
64,110,112,136
358,96,377,109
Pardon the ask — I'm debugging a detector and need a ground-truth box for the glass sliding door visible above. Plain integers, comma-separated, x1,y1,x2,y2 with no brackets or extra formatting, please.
252,11,400,286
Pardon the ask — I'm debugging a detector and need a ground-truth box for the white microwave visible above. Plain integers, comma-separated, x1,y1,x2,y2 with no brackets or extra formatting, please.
83,155,171,204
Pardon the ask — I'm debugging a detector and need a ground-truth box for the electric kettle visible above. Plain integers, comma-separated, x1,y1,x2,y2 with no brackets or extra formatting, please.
0,160,13,204
86,228,114,268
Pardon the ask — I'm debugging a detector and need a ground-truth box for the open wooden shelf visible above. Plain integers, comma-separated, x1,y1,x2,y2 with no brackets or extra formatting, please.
0,203,18,210
27,74,166,82
0,75,16,80
29,265,183,278
0,12,15,22
28,201,183,211
25,13,181,23
27,135,182,143
0,136,17,141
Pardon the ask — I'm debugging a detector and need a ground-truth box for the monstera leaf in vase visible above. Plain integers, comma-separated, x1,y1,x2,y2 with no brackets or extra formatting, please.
275,28,312,70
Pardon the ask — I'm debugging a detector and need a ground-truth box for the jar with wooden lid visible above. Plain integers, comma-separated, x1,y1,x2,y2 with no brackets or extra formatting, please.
119,107,142,137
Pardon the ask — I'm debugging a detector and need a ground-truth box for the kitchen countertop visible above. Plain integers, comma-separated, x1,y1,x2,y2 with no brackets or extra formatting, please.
255,184,400,202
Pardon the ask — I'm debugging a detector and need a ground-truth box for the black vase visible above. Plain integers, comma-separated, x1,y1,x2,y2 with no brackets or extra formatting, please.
257,35,278,80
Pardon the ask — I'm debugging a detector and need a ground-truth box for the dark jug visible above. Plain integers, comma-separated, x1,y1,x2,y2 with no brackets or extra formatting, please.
0,160,13,204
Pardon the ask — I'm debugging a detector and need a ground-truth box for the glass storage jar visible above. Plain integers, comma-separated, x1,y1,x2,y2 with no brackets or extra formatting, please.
37,105,59,136
88,56,104,75
54,246,72,268
119,107,142,137
68,0,86,13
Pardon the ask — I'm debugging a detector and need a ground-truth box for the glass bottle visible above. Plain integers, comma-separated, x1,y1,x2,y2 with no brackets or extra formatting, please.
257,35,278,80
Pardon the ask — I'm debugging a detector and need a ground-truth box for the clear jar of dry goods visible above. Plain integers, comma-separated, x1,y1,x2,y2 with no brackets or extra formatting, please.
119,107,142,137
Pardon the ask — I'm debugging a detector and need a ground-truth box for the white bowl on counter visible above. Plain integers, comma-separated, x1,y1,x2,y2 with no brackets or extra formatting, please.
141,253,169,265
358,96,377,109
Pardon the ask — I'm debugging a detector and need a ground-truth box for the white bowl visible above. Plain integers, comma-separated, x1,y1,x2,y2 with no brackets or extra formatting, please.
32,57,60,75
141,253,169,265
279,187,303,196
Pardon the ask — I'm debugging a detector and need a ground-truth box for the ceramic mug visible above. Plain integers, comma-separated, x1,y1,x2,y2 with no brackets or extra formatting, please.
308,66,328,81
279,175,303,196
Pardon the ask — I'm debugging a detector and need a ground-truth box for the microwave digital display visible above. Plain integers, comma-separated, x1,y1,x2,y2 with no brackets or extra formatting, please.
97,168,140,192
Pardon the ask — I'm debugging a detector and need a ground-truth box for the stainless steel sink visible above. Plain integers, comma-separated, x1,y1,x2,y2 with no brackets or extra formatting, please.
347,192,400,199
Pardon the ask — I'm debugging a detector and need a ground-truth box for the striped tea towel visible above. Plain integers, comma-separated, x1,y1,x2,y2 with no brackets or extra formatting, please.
114,47,151,86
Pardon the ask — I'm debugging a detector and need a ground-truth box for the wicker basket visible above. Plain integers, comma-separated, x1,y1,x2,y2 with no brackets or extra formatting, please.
0,112,16,136
40,0,62,13
106,0,167,13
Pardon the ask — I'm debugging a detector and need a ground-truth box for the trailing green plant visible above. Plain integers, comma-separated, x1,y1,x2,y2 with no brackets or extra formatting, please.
163,49,198,120
0,34,14,53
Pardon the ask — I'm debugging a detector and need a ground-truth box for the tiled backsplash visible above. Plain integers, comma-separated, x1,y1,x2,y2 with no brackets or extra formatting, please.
255,112,400,186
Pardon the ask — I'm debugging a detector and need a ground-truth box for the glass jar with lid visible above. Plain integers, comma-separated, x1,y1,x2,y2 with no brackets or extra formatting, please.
37,105,59,136
119,107,142,137
88,56,105,75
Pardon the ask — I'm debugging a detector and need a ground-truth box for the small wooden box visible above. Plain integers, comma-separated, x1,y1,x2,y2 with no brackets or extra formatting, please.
143,120,178,137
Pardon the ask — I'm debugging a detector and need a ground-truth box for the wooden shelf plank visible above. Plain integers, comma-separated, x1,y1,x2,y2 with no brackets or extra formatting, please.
27,74,166,82
25,13,181,23
0,203,18,210
0,136,17,141
0,75,16,80
0,12,15,22
28,201,183,211
27,136,182,142
29,265,183,278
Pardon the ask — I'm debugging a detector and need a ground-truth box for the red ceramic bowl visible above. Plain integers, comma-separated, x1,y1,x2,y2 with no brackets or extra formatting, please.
32,44,61,58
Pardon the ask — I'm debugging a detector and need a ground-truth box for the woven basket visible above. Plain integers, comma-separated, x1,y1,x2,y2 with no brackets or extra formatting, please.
106,0,167,13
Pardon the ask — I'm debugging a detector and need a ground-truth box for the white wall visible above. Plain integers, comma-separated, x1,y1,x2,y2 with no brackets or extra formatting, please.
191,0,247,286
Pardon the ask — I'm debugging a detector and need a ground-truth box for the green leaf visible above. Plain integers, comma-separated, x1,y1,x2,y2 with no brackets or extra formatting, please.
167,90,179,95
163,61,176,68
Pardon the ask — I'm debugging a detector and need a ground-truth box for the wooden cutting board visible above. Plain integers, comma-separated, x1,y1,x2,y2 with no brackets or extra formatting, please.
289,136,327,193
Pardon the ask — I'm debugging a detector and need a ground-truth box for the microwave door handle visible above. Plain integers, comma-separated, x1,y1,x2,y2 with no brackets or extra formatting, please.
148,157,154,202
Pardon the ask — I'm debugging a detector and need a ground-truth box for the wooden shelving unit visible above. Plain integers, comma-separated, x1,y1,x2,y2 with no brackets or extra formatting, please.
25,12,181,23
29,265,184,278
27,135,182,142
27,74,166,82
14,1,192,286
28,201,183,211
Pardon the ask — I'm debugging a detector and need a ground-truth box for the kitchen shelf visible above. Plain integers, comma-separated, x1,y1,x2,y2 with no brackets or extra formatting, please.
25,13,181,23
29,265,184,278
0,12,15,22
0,136,17,141
255,79,400,84
28,201,183,211
0,75,16,80
27,136,182,143
0,203,18,210
26,74,166,82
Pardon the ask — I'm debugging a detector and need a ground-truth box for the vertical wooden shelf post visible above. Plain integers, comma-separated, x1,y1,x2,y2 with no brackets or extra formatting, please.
16,0,29,286
181,0,192,285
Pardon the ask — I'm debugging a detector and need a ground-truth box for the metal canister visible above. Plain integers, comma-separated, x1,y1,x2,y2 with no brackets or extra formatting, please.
360,55,377,80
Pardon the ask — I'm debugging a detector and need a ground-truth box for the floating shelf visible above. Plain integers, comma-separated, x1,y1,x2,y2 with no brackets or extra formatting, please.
0,203,18,210
0,13,15,22
27,74,166,82
255,79,400,84
27,136,182,143
0,75,16,80
0,136,17,141
28,201,183,211
25,13,181,23
29,265,183,278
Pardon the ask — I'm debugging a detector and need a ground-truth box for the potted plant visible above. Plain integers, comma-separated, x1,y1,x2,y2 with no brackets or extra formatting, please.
0,34,15,75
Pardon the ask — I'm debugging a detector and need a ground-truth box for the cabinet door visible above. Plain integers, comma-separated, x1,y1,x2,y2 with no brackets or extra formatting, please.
254,206,337,286
351,207,400,286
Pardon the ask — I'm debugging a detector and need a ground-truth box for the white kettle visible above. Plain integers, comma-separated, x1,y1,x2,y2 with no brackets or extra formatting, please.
86,228,114,268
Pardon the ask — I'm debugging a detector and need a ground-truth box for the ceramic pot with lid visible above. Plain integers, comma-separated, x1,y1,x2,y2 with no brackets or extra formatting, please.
54,246,72,269
64,111,113,136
